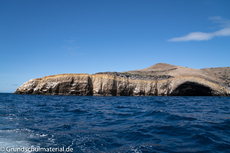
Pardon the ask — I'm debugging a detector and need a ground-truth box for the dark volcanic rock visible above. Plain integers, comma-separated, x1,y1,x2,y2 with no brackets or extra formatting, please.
95,72,173,81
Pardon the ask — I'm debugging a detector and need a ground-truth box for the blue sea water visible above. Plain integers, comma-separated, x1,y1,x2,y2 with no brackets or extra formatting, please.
0,93,230,153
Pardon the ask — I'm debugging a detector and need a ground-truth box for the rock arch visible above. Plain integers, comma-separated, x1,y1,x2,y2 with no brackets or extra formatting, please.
170,81,213,96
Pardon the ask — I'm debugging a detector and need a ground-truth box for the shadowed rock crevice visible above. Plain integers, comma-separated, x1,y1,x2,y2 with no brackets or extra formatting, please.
111,79,117,96
171,82,213,96
87,76,94,96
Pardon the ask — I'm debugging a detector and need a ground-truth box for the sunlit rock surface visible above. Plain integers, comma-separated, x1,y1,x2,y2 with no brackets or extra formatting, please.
14,73,230,96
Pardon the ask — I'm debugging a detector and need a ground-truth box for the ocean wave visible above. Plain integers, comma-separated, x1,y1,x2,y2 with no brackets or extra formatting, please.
0,94,230,153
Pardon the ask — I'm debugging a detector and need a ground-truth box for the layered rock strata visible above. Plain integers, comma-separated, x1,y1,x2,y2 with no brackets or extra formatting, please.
14,73,230,96
95,72,173,81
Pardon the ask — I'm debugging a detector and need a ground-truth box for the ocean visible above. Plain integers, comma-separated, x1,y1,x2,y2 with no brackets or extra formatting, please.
0,93,229,153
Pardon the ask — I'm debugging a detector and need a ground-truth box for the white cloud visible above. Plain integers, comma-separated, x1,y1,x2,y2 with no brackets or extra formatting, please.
168,16,230,42
168,32,213,41
208,16,230,28
214,28,230,36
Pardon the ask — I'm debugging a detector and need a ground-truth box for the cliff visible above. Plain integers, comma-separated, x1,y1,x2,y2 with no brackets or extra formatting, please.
14,73,230,96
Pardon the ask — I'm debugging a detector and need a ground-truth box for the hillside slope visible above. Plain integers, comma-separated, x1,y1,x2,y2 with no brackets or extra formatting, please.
201,67,230,89
126,63,227,87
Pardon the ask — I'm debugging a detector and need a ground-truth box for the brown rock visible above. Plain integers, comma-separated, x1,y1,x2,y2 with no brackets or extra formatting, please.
14,73,230,96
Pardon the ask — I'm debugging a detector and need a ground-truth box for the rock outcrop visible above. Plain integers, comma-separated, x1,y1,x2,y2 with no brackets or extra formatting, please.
126,63,226,87
201,67,230,89
95,72,173,81
14,73,230,96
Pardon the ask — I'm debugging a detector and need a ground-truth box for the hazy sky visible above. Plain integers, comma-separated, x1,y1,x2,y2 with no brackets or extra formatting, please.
1,0,230,92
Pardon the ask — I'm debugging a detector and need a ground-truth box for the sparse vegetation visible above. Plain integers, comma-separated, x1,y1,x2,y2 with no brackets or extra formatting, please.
123,72,131,75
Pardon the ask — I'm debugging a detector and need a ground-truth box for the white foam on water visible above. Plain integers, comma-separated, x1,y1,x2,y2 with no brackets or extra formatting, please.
0,129,32,153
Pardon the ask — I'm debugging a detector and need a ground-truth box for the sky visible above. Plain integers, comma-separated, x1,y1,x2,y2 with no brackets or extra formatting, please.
1,0,230,93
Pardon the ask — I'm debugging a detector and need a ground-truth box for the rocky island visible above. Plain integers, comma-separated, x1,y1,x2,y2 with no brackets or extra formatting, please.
14,63,230,96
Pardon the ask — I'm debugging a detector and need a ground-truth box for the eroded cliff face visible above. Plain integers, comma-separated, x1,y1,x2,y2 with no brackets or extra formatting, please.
14,74,230,96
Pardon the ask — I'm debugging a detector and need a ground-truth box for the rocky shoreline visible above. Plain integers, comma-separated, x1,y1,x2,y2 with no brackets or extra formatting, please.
14,63,230,96
14,74,230,96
